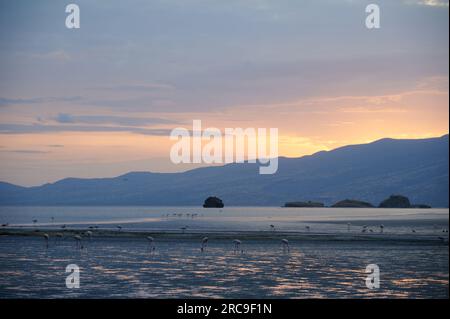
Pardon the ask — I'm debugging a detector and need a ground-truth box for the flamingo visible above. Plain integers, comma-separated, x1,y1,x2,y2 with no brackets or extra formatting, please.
74,235,82,249
201,236,208,252
43,233,49,248
146,236,155,252
233,239,242,253
281,238,290,252
55,232,63,245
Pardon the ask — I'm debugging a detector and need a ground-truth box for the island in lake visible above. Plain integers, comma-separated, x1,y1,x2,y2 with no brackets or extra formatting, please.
331,199,374,208
203,196,224,208
283,195,431,209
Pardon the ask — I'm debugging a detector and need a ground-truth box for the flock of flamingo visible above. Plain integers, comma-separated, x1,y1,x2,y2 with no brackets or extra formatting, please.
2,215,449,252
38,230,291,253
25,217,293,253
31,220,450,253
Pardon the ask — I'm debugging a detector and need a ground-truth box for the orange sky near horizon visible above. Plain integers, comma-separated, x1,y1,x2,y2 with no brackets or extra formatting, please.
1,83,448,186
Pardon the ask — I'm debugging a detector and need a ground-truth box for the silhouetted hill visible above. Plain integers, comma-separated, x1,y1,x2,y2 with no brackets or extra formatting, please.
0,135,448,207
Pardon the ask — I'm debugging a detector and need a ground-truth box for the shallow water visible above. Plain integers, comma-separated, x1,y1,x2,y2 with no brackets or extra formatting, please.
0,236,447,298
0,207,448,298
0,206,448,235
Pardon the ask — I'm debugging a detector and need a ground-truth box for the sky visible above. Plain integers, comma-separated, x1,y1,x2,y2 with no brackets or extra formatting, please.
0,0,448,186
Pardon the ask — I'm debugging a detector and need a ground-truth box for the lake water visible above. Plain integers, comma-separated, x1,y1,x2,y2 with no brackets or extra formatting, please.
0,206,448,298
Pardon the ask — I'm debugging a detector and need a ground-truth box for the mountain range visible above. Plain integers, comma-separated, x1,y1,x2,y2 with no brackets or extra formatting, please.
0,135,448,207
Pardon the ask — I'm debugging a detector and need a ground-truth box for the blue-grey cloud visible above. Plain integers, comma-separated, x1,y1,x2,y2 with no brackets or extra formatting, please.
86,83,175,92
0,123,173,136
0,96,82,107
52,113,179,126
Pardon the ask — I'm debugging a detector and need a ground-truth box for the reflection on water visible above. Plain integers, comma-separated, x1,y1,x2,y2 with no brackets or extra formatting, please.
0,236,447,298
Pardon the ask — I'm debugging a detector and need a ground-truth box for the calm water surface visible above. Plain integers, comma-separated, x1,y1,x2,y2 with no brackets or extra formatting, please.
0,207,448,298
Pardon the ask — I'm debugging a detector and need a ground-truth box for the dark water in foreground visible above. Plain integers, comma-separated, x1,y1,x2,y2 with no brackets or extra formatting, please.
0,236,447,298
0,207,448,298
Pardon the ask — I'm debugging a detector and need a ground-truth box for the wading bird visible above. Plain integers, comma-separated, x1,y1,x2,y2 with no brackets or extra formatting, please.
116,225,122,232
74,235,82,249
281,238,290,252
55,233,63,245
181,226,188,234
305,226,310,232
233,239,242,253
347,222,351,232
146,236,155,252
380,224,384,233
270,224,275,232
43,233,49,249
201,236,208,252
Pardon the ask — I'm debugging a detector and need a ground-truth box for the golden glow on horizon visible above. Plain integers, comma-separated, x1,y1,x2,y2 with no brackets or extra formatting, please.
0,84,448,185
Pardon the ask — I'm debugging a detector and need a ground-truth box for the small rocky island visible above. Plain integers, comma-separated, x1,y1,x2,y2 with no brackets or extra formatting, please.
203,196,224,208
378,195,431,208
284,201,324,207
331,199,374,208
283,195,431,209
379,195,411,208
